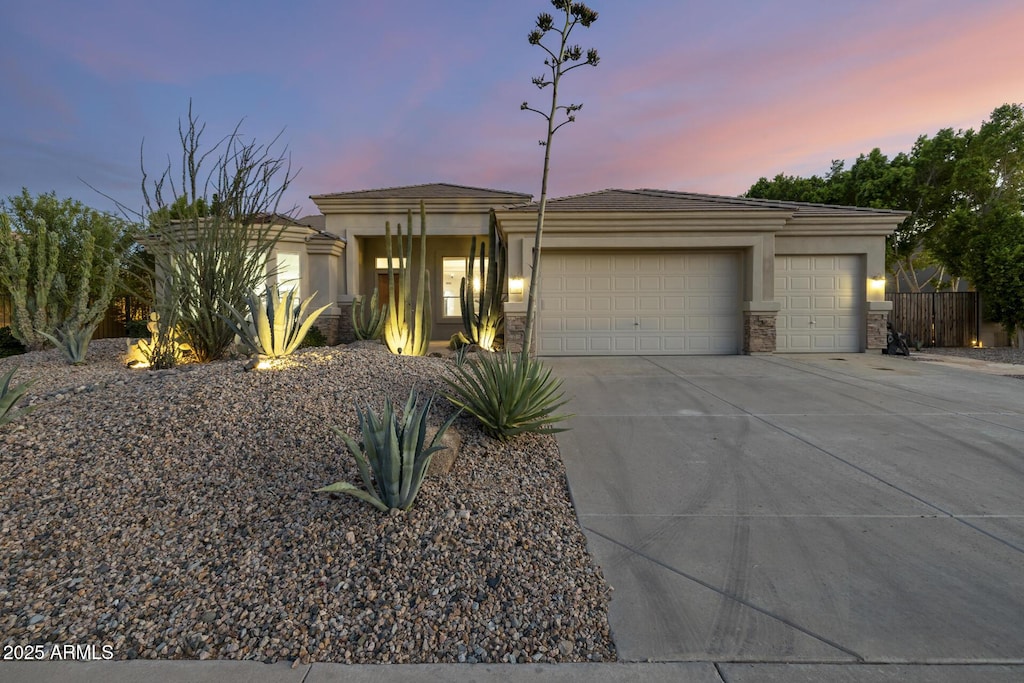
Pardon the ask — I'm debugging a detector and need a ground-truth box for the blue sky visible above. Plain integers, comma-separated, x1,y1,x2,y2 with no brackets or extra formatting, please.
2,0,1022,218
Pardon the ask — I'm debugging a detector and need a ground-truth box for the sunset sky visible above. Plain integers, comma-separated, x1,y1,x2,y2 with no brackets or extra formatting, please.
2,0,1022,218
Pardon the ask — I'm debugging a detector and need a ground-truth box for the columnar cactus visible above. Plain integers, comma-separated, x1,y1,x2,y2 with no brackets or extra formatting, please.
460,209,505,351
352,287,387,341
382,201,431,356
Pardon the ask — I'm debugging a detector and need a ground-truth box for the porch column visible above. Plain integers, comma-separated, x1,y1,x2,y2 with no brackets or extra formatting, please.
742,301,781,354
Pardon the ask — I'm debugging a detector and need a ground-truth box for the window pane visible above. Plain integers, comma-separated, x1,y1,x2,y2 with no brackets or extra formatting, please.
374,257,406,269
277,252,301,295
442,257,468,318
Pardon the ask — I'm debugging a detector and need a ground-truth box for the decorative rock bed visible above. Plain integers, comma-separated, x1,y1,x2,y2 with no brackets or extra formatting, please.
0,340,615,664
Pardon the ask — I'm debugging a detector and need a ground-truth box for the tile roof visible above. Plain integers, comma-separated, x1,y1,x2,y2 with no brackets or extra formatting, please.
505,189,907,217
311,182,532,201
296,214,326,230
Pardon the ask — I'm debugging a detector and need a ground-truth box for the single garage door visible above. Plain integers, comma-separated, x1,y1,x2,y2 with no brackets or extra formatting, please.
775,255,862,352
538,252,740,355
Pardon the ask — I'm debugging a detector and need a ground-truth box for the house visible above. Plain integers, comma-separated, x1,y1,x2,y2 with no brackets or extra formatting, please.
302,183,906,354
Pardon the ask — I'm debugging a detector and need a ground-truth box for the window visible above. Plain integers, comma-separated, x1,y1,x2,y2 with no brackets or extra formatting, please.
275,251,302,296
374,257,406,270
442,257,476,318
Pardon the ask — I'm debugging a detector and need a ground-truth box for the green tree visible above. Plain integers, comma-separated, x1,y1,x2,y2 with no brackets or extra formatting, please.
0,190,132,351
745,172,833,204
891,129,965,291
519,0,599,356
929,104,1024,339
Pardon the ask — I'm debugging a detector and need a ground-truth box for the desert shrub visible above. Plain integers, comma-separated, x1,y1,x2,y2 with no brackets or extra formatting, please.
444,351,571,441
299,324,328,349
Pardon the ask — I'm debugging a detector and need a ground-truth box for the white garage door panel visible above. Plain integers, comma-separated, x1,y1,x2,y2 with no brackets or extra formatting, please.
776,255,862,352
538,252,740,356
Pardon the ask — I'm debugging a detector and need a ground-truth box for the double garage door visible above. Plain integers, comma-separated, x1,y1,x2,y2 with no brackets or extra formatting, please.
536,251,864,356
538,252,740,355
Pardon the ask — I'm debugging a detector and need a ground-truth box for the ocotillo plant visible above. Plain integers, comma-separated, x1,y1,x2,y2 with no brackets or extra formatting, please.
459,209,505,351
382,201,431,356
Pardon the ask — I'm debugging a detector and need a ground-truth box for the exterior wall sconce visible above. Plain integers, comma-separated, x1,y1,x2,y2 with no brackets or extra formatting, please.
508,277,525,302
869,274,886,292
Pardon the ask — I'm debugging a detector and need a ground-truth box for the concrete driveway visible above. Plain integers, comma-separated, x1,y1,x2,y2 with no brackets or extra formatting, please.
547,354,1024,665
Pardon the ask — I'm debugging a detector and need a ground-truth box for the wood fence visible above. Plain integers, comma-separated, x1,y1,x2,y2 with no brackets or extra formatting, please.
886,292,980,347
0,295,147,340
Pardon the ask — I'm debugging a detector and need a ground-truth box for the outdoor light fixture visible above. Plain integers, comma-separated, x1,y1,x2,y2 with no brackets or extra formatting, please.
509,277,525,302
869,274,886,291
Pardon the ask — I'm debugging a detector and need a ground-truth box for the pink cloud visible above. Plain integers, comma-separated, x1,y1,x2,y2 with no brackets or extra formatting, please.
550,2,1024,195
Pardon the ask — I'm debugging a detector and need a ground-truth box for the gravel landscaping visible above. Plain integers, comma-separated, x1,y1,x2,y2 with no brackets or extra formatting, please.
0,340,615,664
916,345,1024,365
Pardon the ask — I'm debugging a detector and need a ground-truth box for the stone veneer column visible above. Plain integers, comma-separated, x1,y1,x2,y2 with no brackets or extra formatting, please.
336,299,356,344
503,312,526,354
314,314,341,346
742,302,780,354
865,300,893,350
502,300,528,354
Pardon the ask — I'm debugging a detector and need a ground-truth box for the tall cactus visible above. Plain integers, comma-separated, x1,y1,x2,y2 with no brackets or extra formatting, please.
351,287,387,341
460,209,505,351
382,201,431,356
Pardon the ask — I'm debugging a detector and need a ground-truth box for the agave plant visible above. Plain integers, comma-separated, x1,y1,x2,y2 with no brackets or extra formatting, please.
224,285,331,359
317,390,459,512
0,366,36,428
443,351,572,441
40,323,99,365
352,287,387,341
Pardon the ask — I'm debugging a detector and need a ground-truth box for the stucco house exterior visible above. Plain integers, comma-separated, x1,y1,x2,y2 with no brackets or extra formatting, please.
295,182,905,355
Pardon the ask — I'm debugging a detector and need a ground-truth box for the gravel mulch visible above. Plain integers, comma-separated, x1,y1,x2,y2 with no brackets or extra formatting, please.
0,340,615,664
914,346,1024,380
915,346,1024,365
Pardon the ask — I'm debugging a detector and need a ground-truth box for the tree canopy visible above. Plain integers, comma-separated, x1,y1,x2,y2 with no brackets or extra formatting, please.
744,103,1024,338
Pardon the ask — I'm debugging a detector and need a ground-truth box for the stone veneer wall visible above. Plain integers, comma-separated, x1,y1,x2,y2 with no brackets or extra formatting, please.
743,313,777,353
503,313,526,354
866,312,888,350
336,301,356,344
313,314,342,346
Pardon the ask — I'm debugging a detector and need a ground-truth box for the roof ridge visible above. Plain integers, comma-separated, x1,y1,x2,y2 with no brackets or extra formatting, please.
506,188,641,208
635,188,906,214
311,182,531,199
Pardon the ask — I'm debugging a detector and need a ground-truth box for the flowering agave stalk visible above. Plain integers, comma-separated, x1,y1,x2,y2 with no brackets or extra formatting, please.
519,1,599,356
317,390,459,512
224,285,331,359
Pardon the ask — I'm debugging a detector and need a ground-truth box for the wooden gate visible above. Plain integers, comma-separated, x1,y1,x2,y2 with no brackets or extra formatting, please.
887,292,979,347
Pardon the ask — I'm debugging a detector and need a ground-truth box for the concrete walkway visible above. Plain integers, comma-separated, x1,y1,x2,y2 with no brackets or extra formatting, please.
4,353,1023,682
549,353,1024,671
